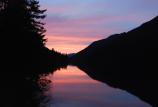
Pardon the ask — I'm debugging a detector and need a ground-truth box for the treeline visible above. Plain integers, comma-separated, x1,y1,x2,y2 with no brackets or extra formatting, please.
0,0,68,107
0,0,68,73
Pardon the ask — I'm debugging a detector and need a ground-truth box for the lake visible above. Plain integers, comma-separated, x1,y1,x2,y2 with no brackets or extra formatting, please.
40,66,151,107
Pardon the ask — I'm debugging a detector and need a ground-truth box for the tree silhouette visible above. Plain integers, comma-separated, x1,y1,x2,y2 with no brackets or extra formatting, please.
26,0,47,46
0,1,68,107
0,0,68,70
0,0,46,49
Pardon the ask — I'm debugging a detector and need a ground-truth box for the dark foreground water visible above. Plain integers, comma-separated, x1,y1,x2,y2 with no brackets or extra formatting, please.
39,66,151,107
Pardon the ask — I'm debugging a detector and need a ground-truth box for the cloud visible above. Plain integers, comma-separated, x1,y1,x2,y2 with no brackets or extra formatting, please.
44,13,157,53
40,0,158,53
45,35,103,53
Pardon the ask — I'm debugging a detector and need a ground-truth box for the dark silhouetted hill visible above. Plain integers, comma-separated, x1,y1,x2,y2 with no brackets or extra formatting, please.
71,16,158,107
68,53,75,58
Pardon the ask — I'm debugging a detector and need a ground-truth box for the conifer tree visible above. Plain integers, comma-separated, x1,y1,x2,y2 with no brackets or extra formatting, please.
0,0,46,48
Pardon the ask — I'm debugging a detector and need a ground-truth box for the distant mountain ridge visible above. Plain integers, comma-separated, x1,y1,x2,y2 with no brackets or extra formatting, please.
72,16,158,73
75,16,158,58
70,16,158,107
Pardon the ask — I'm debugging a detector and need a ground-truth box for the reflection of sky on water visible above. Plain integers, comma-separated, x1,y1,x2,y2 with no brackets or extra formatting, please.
44,66,151,107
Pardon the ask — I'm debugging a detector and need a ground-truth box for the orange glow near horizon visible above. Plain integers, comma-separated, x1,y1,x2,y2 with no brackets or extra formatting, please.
46,43,86,53
41,0,158,54
45,35,103,53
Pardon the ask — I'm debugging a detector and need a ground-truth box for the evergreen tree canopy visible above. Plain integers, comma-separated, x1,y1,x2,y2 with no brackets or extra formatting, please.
0,0,47,49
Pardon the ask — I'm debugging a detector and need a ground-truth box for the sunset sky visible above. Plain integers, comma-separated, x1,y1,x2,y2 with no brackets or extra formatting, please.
39,0,158,53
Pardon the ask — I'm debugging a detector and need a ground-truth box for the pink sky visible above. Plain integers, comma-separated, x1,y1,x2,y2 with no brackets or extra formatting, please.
40,0,158,53
41,66,151,107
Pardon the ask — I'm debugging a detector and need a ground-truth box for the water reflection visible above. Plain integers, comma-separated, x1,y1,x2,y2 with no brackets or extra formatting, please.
40,66,151,107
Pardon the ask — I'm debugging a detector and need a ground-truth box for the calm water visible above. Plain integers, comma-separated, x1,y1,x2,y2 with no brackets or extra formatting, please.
40,66,151,107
